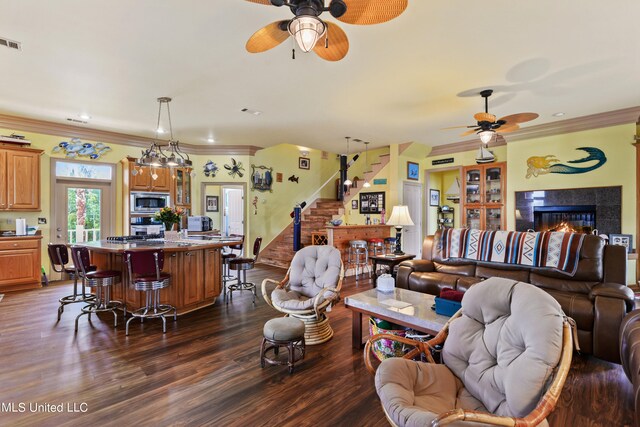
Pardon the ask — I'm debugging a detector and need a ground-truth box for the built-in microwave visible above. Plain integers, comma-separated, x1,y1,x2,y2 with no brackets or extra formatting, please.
130,192,170,213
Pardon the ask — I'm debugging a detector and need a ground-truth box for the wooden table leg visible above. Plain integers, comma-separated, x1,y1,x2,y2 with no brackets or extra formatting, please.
352,310,363,349
372,260,379,287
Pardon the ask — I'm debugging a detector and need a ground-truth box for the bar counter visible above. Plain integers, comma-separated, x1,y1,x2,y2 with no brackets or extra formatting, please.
78,237,241,315
326,224,393,274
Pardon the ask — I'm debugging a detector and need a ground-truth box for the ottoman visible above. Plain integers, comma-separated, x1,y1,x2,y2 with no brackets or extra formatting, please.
260,317,306,374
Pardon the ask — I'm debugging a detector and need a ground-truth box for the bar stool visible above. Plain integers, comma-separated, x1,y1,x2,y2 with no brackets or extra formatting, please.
368,238,385,256
222,235,244,302
347,240,371,283
48,243,96,320
124,249,177,336
70,246,124,332
228,237,262,304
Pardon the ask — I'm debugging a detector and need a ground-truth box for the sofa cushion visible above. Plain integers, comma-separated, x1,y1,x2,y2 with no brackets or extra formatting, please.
529,272,597,295
443,277,564,418
407,272,460,295
434,262,475,277
476,265,530,283
543,289,594,332
455,276,483,293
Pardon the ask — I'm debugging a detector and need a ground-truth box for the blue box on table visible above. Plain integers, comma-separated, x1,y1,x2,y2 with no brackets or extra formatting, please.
434,297,462,317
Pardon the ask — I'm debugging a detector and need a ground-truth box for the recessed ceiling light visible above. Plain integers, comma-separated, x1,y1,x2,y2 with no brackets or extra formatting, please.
79,113,91,120
156,127,165,134
207,138,215,143
552,112,565,117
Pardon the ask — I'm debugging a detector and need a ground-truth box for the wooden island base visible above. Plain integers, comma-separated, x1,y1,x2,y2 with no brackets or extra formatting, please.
82,240,227,315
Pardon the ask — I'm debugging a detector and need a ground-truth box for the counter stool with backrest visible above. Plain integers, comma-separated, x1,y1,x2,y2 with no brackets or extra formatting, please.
124,249,177,336
70,246,124,332
49,243,96,320
228,237,262,304
222,235,244,302
348,239,371,282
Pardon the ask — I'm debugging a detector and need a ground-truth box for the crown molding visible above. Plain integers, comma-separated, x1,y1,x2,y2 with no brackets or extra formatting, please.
0,113,263,156
428,106,640,158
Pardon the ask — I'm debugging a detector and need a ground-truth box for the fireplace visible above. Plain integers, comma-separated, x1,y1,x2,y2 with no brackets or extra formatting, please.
515,186,621,236
533,205,596,234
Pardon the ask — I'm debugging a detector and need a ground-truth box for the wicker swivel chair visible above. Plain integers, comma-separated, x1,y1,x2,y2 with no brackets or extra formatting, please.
262,245,344,345
365,277,574,427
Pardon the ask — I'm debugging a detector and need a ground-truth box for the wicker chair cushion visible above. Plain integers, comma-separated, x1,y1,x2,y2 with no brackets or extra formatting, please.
288,245,341,299
375,359,496,427
443,277,564,418
271,289,315,311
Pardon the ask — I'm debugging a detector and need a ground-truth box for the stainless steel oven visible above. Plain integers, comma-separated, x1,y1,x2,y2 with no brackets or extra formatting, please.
130,192,170,213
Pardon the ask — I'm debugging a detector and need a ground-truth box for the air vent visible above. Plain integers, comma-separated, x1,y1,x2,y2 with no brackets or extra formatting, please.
0,37,22,51
241,108,262,116
66,118,88,124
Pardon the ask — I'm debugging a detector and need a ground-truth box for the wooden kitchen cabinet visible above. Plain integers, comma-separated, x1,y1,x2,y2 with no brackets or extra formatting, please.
0,145,42,211
204,248,221,298
182,250,204,306
461,162,506,231
0,235,42,292
129,162,171,193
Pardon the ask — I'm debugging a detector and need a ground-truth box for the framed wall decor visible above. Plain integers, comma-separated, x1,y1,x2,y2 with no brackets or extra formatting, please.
351,200,358,210
610,233,633,254
206,195,219,212
359,191,385,214
251,164,274,192
429,189,440,207
299,157,310,170
407,161,419,181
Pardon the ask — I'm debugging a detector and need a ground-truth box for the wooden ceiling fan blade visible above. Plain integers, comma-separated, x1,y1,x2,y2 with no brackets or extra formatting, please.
460,129,479,137
246,21,290,53
498,112,539,124
497,124,520,133
314,22,349,61
338,0,408,25
442,125,474,130
245,0,273,5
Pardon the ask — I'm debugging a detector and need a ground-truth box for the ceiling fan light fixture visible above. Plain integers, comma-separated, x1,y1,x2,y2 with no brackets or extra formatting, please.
288,15,326,52
479,130,495,144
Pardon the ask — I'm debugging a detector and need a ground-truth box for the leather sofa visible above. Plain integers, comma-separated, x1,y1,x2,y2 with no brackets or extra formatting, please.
620,309,640,426
396,230,635,363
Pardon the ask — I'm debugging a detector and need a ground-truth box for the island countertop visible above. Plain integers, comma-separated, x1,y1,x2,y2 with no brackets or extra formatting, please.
78,237,241,253
77,237,241,315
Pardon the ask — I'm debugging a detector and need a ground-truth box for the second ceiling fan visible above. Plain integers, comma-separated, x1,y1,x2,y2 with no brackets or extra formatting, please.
446,89,539,143
245,0,408,61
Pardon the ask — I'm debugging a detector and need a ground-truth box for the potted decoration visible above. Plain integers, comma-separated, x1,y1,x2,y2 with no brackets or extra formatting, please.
155,206,185,232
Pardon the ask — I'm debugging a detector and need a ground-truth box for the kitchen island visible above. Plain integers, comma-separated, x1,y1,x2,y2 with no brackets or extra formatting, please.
78,237,241,315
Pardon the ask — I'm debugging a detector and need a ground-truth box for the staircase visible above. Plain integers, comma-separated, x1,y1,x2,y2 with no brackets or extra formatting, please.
258,199,344,268
343,152,391,205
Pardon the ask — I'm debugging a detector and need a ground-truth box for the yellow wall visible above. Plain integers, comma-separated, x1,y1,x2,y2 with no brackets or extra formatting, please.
343,147,391,225
249,145,338,248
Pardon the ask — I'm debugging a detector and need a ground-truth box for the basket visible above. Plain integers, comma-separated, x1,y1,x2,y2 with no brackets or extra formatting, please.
434,297,462,317
368,317,409,361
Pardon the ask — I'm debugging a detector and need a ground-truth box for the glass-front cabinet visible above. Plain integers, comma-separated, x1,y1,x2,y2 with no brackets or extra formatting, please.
461,162,506,230
172,167,192,230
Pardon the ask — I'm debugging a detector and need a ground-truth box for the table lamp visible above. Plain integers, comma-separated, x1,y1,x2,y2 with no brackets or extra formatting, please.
387,205,414,255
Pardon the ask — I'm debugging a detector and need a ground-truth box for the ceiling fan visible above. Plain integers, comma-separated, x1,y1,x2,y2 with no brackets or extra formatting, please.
244,0,408,61
445,89,539,143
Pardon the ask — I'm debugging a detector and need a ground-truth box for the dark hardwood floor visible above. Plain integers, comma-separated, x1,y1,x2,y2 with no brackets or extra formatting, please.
0,264,634,426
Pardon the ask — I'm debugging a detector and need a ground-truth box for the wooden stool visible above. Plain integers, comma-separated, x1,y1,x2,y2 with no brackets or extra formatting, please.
260,317,305,374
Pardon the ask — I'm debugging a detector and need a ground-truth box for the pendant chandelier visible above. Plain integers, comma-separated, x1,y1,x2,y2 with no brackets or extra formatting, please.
139,97,192,168
343,136,352,186
362,141,371,188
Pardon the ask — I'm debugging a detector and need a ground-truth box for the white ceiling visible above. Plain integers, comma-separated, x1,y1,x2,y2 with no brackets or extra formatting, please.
0,0,638,153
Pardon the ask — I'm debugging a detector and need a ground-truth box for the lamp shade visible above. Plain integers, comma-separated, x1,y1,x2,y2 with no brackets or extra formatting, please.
387,205,414,226
479,130,495,144
288,15,326,52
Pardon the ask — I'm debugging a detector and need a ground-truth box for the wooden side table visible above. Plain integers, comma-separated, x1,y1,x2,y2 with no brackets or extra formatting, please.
369,254,416,286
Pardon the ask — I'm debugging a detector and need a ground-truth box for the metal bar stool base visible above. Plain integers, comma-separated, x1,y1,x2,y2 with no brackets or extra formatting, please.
125,303,177,335
226,269,256,304
58,292,97,321
74,300,125,332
